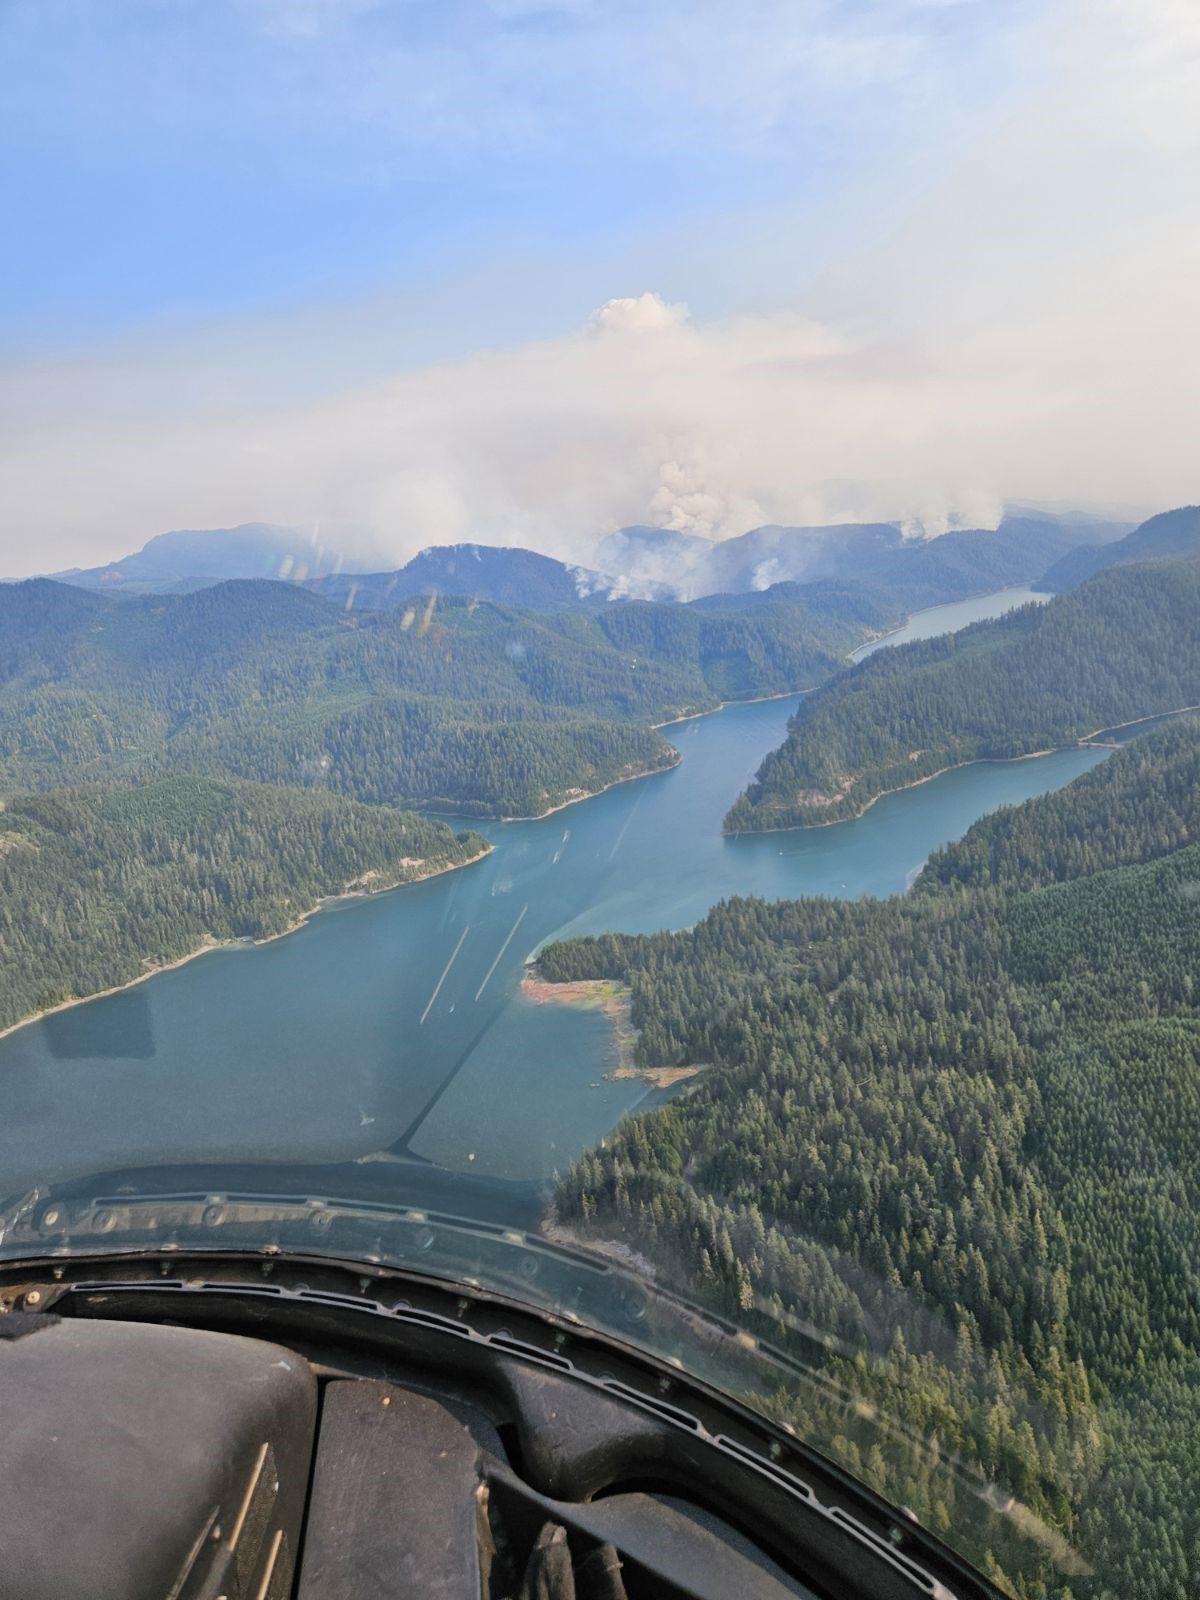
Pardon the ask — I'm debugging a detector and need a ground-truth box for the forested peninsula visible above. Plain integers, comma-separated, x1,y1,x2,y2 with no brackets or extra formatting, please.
0,572,881,1035
544,717,1200,1597
725,555,1200,833
0,777,488,1036
0,577,870,820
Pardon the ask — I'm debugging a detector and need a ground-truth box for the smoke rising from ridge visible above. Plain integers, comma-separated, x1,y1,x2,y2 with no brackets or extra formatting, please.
5,271,1187,576
2,0,1198,574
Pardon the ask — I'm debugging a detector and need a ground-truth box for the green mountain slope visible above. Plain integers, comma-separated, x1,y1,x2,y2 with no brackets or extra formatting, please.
725,555,1200,832
1036,505,1200,593
836,513,1120,611
0,571,879,1029
0,777,487,1034
307,543,652,611
0,576,868,817
543,720,1200,1597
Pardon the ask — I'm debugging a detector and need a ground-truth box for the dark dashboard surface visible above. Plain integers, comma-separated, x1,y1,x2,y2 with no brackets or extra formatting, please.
0,1251,1001,1600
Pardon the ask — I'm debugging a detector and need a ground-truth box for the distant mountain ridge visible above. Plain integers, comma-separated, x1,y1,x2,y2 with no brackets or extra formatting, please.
1035,505,1200,593
51,527,665,611
593,513,1127,604
52,523,349,595
46,506,1133,612
306,543,671,612
322,511,1120,620
594,521,903,600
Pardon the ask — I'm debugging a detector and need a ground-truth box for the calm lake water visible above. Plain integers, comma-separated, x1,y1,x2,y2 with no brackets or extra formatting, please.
0,686,1105,1206
850,584,1050,661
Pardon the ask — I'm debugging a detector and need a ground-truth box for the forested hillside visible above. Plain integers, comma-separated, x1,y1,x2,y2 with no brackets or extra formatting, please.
0,569,876,1029
307,543,652,611
726,556,1200,832
1036,506,1200,593
0,577,865,818
831,514,1120,614
544,720,1200,1597
922,715,1200,890
0,777,486,1033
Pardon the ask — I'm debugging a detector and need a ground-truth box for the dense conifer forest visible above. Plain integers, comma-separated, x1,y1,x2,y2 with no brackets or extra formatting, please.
0,571,874,1028
0,576,868,817
7,545,1199,1590
545,718,1200,1597
725,556,1200,833
1035,505,1200,594
0,777,486,1033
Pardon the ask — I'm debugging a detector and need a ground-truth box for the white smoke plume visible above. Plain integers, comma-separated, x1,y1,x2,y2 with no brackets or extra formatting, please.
6,273,1188,577
6,299,844,572
3,0,1199,574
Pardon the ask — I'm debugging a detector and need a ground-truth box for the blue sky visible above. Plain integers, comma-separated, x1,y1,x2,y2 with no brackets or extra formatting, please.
1,0,1012,350
2,0,1198,571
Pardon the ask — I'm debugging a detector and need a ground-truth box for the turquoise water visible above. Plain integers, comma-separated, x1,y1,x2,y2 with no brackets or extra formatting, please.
0,694,1105,1199
850,585,1050,661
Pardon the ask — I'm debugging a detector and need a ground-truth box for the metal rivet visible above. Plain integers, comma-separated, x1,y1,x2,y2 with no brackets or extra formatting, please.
25,1290,42,1307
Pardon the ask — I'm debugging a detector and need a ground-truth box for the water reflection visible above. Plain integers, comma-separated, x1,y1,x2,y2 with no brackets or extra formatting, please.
42,985,155,1060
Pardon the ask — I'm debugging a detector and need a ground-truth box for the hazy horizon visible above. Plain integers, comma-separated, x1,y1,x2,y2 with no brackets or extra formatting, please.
3,0,1197,576
29,496,1153,589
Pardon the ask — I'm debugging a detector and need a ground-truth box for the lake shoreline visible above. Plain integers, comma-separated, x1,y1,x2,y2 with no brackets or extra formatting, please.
519,970,637,1074
728,701,1200,837
520,966,706,1089
498,752,683,823
847,581,1049,663
539,1216,661,1282
420,691,813,826
725,747,1073,836
1078,704,1200,742
649,687,806,732
0,843,493,1046
498,688,814,822
0,682,1112,1199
